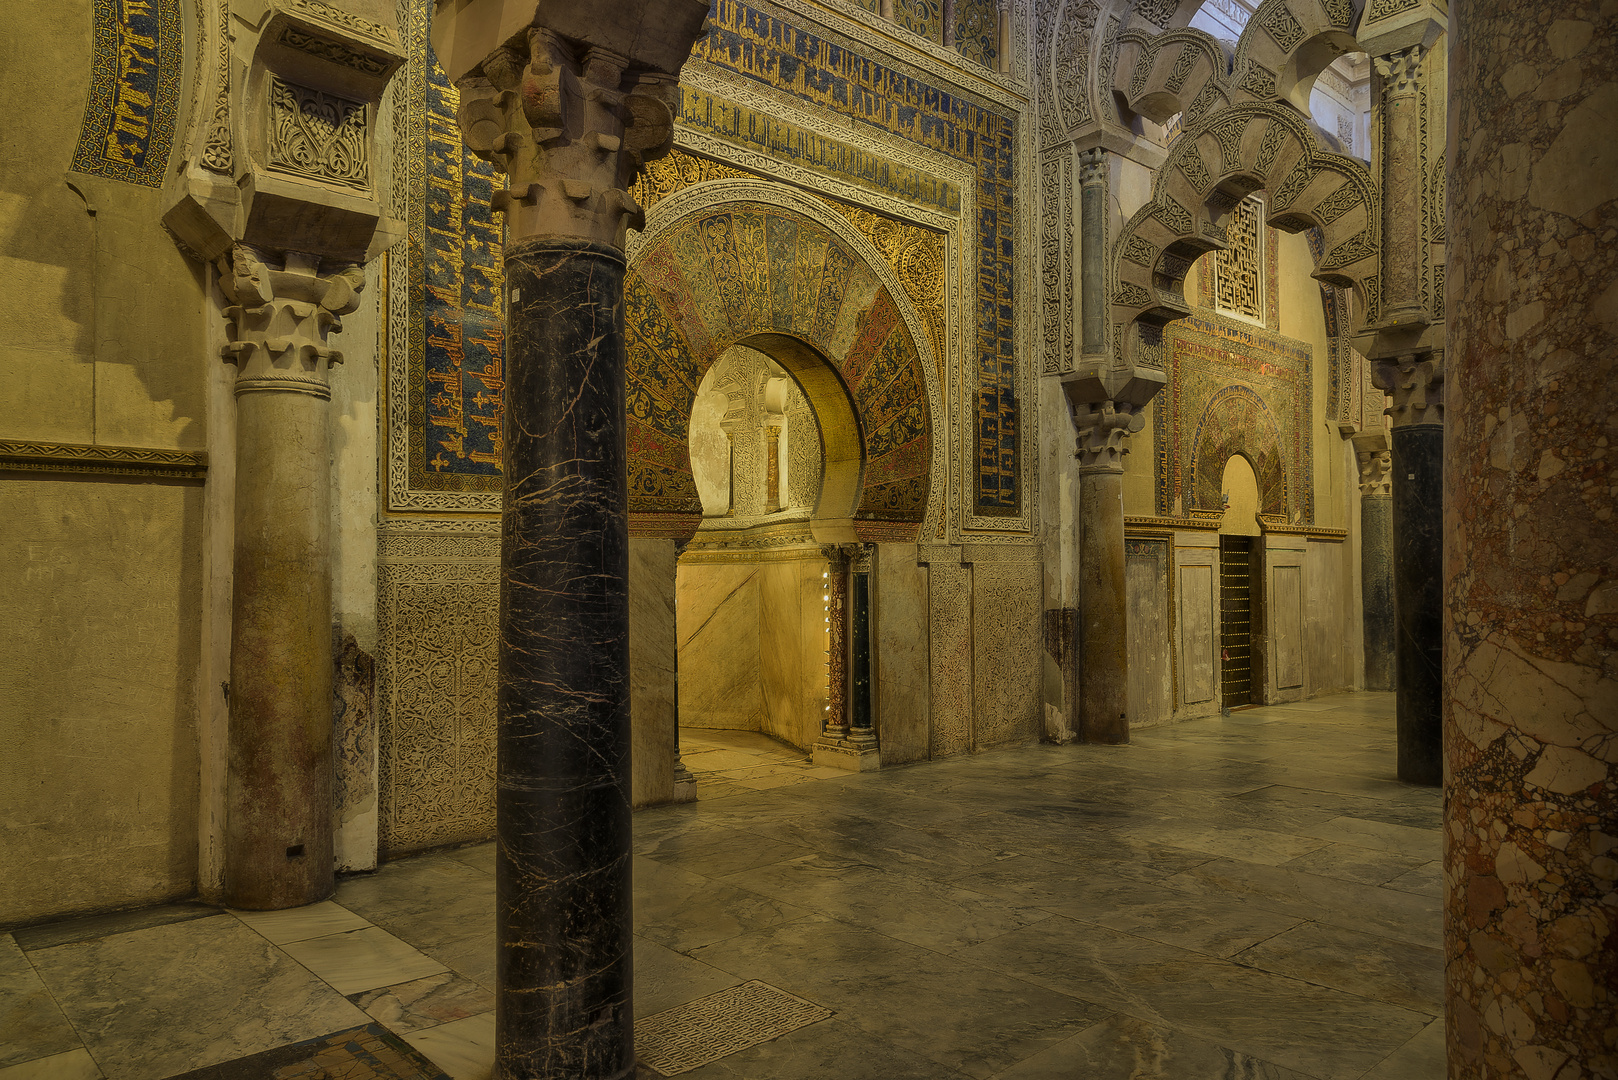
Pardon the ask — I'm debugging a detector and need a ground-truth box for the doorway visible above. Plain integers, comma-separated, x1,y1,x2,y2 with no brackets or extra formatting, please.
1220,535,1255,709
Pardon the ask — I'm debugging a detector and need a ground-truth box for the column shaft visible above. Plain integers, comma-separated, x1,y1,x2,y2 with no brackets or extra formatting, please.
1360,492,1395,691
1077,465,1127,744
1390,425,1442,783
1446,0,1616,1074
226,386,334,908
498,238,633,1080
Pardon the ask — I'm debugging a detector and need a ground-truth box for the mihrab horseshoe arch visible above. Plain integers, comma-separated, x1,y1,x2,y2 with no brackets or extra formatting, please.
622,179,944,543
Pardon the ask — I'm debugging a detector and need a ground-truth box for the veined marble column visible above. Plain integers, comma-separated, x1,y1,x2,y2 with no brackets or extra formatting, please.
438,5,705,1075
1373,353,1444,784
220,248,364,909
1353,435,1395,690
1446,1,1616,1074
1073,401,1142,744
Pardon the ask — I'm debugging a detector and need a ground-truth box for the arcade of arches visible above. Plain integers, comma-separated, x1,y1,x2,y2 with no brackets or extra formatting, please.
0,0,1612,1077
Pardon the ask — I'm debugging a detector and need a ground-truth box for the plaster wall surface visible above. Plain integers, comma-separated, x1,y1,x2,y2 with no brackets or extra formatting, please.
0,478,202,925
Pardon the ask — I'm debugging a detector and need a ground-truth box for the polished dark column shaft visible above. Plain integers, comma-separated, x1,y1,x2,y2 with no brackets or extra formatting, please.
1391,424,1442,784
498,238,633,1079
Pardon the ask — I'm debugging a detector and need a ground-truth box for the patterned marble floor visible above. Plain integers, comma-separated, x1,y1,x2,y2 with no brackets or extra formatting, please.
0,690,1444,1080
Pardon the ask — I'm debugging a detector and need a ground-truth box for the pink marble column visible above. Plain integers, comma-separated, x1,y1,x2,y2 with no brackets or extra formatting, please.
1445,1,1617,1075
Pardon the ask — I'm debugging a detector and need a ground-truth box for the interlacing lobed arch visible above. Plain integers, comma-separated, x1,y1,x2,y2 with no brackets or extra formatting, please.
1103,0,1381,349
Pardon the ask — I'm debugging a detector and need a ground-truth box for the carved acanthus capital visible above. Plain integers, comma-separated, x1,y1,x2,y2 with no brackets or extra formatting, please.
454,29,682,249
1373,44,1426,98
218,244,365,399
1072,399,1146,474
1078,147,1106,186
1372,351,1444,428
1357,448,1393,496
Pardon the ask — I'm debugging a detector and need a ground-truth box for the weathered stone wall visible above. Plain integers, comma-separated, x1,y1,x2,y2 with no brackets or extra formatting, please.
1445,1,1617,1074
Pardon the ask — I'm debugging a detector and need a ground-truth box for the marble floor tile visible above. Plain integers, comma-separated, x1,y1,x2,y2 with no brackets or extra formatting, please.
633,856,811,953
992,1013,1315,1080
334,856,494,948
0,1049,102,1080
957,915,1428,1080
737,814,1010,880
1079,893,1306,959
443,844,495,875
165,1024,447,1080
1279,843,1427,887
1156,858,1442,949
26,915,366,1080
948,857,1180,912
633,937,741,1018
1296,816,1442,861
0,936,80,1069
280,926,449,996
690,914,1103,1079
636,822,813,878
670,1016,973,1079
1358,1018,1446,1079
232,901,371,945
722,853,1050,953
402,1013,492,1080
10,904,221,953
944,813,1217,884
350,972,494,1035
1233,921,1444,1015
1112,822,1333,867
1381,860,1443,898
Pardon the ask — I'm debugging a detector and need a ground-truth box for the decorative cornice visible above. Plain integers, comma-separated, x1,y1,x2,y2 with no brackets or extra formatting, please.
0,440,208,479
1125,514,1221,532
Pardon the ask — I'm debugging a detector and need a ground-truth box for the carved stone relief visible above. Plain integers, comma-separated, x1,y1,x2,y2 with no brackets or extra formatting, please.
266,77,370,189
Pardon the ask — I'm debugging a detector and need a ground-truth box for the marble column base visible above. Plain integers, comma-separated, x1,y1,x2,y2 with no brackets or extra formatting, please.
812,738,882,772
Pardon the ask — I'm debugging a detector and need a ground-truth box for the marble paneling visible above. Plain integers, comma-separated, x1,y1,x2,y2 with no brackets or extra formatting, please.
1179,562,1216,706
874,544,929,766
1303,538,1352,696
993,1013,1315,1080
968,557,1043,750
677,562,763,729
921,552,973,757
0,936,79,1069
25,915,366,1080
689,914,1104,1078
630,538,679,807
350,973,494,1035
1125,546,1172,727
757,557,827,752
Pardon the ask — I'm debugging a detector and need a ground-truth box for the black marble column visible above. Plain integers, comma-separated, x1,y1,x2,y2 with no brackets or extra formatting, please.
498,237,633,1080
1391,424,1442,785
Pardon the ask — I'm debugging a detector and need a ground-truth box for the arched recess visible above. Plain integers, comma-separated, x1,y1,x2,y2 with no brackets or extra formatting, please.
1189,385,1290,519
622,180,940,544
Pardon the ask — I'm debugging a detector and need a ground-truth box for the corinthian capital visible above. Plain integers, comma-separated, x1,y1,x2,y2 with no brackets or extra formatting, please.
219,245,365,399
1073,400,1146,474
1372,351,1444,428
1373,44,1426,97
438,1,708,249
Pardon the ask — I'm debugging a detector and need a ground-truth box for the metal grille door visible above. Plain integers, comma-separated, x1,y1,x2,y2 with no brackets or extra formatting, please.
1221,536,1254,708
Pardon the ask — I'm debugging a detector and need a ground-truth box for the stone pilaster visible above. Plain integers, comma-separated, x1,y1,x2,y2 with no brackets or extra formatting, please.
1446,1,1616,1075
1373,351,1445,785
1353,433,1395,692
436,4,707,1077
219,245,363,909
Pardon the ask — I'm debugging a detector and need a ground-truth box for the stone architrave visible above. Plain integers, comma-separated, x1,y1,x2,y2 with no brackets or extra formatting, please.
432,3,708,1076
162,0,405,909
1446,0,1617,1074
